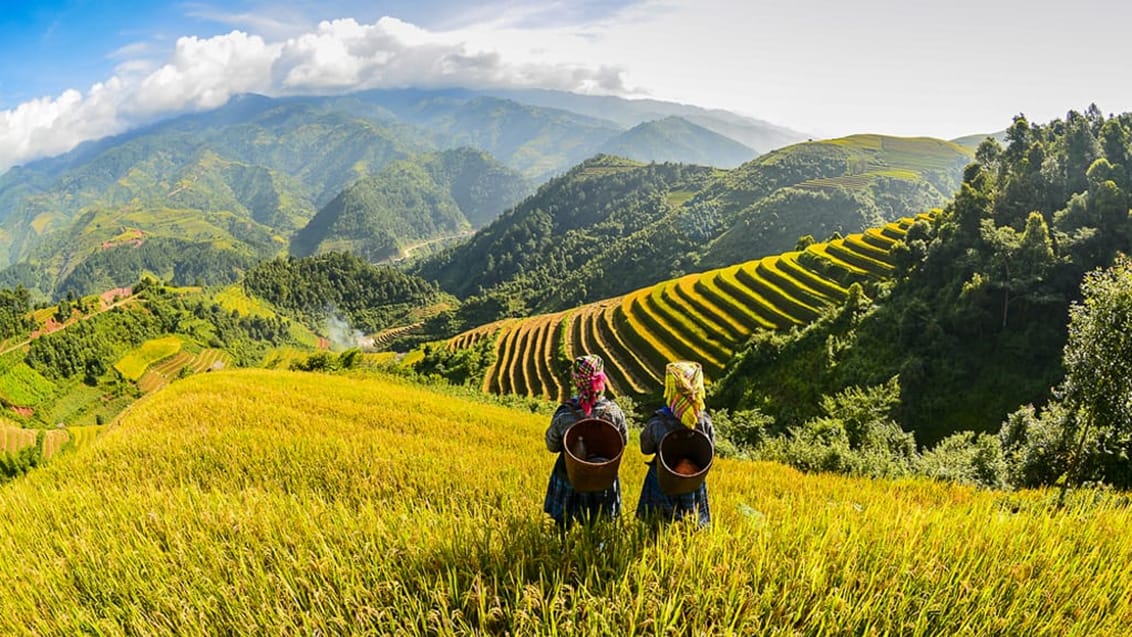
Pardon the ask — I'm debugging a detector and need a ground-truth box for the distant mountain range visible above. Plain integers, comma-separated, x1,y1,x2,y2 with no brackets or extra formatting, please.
0,87,982,304
0,88,812,298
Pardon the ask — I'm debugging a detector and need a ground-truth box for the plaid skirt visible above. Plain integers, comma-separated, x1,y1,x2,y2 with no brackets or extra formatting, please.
543,453,621,526
635,461,710,527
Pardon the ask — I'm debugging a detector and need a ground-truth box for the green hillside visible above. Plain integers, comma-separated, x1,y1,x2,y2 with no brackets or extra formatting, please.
0,89,834,301
412,156,718,306
243,251,451,337
290,148,530,261
714,108,1132,448
597,116,757,168
0,280,323,428
415,135,970,320
697,134,972,269
0,368,1127,633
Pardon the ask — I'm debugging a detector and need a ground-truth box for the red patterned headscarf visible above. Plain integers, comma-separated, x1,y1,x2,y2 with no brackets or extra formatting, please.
665,361,705,428
572,355,606,416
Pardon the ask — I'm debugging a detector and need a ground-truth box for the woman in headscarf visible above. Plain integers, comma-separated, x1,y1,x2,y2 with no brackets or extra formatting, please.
636,361,714,527
543,354,628,529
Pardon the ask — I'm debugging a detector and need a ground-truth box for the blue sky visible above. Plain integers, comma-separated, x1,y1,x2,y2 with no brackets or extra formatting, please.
0,0,632,107
2,0,1132,174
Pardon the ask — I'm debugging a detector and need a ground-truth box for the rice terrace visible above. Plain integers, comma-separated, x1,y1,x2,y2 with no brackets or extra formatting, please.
0,370,1129,634
3,1,1132,634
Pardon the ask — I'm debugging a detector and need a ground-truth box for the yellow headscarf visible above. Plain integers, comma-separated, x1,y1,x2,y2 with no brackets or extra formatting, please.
664,361,705,428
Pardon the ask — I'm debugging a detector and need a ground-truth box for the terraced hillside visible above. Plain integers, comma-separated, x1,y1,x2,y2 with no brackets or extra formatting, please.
448,214,931,400
136,349,232,394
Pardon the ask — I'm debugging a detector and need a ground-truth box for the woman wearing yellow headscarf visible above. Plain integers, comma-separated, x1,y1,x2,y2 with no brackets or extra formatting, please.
636,361,714,527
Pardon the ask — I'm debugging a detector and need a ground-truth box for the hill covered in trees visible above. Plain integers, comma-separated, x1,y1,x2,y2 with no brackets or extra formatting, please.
244,251,451,338
290,148,529,262
414,135,971,323
713,106,1132,448
0,89,806,301
597,116,756,168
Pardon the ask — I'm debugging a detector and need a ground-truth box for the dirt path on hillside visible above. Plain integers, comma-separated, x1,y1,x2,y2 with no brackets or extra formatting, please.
385,231,475,264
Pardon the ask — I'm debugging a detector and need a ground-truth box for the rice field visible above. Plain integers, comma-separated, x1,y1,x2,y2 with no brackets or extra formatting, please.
114,336,184,382
213,285,278,318
459,216,925,399
0,368,1127,634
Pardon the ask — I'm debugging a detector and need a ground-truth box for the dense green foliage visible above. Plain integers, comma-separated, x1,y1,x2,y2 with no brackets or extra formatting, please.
0,89,797,300
0,286,34,341
56,237,258,297
715,107,1132,450
290,148,529,261
995,256,1132,489
0,278,301,429
414,136,970,323
244,251,445,335
413,336,498,388
414,156,716,311
25,283,294,386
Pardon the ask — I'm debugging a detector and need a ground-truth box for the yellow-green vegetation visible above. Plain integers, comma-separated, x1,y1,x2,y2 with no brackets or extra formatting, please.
400,349,425,367
464,216,928,400
368,322,422,351
39,383,122,428
0,369,1128,634
362,351,399,366
213,285,277,318
0,426,35,454
30,211,61,235
64,425,103,449
188,349,230,374
664,189,696,207
41,429,69,458
261,347,314,370
0,354,54,407
113,336,184,381
138,352,195,393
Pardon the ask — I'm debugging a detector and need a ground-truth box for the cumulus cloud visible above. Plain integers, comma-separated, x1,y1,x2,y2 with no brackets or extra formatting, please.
0,15,628,175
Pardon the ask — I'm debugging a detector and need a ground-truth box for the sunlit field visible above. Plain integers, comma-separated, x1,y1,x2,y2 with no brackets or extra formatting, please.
0,369,1129,635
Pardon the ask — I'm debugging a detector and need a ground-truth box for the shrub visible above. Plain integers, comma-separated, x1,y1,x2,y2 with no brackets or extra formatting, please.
919,431,1009,489
999,402,1074,488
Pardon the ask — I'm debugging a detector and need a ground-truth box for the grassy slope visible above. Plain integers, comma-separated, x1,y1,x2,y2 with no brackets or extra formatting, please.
0,369,1128,634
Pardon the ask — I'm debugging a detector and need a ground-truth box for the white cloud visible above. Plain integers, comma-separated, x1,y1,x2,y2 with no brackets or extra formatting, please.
11,0,1126,175
0,14,632,174
132,31,279,116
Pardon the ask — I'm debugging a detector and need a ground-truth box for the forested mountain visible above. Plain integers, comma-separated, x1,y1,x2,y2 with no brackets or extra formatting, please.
597,117,756,168
0,88,801,300
414,134,971,318
696,135,972,269
713,106,1132,447
244,251,449,336
290,148,529,262
411,156,716,309
0,97,434,296
485,88,809,152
